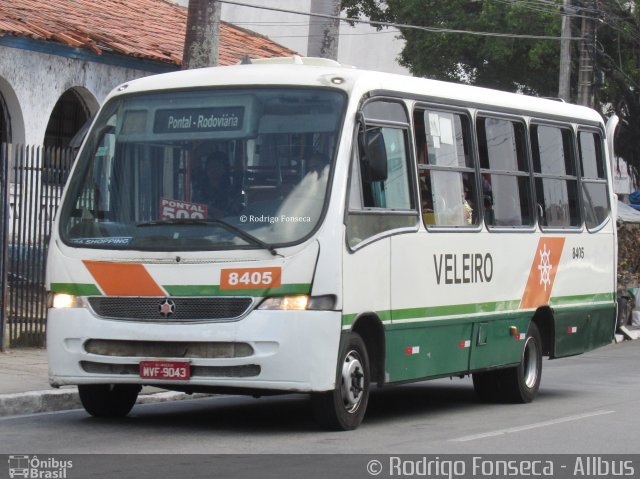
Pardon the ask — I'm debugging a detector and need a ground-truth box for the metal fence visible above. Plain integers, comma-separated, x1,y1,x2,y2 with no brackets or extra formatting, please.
0,144,75,349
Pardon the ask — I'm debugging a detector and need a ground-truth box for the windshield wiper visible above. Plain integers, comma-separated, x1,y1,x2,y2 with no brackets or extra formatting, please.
136,218,278,256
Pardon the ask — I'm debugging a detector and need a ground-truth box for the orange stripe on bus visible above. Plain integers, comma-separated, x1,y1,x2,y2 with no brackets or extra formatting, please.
519,237,565,310
83,261,165,297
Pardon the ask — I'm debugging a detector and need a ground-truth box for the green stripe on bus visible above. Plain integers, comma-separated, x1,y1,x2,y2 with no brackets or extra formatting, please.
342,301,522,327
385,310,534,330
162,283,311,297
50,283,101,296
549,292,615,306
50,282,311,297
342,310,392,326
342,292,615,327
391,300,522,321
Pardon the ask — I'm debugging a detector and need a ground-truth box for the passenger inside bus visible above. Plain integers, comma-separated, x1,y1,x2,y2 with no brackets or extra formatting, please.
420,177,435,225
463,183,474,225
306,151,330,176
482,174,495,225
192,151,236,218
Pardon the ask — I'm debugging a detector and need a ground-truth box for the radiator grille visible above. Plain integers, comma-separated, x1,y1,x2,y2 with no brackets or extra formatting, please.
87,296,253,321
84,339,253,358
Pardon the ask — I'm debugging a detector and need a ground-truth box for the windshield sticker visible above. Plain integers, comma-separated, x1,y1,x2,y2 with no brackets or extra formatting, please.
154,107,244,134
70,237,132,246
160,198,207,220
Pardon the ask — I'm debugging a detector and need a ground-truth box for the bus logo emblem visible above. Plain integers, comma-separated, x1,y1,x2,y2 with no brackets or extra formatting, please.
520,237,565,310
537,244,553,291
159,299,176,317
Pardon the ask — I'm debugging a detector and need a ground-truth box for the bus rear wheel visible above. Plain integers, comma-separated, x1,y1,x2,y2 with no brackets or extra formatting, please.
311,333,370,431
501,322,543,403
78,384,140,417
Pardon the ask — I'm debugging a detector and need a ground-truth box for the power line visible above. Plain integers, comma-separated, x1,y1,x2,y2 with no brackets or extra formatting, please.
218,0,584,41
493,0,592,19
269,30,400,39
505,0,602,16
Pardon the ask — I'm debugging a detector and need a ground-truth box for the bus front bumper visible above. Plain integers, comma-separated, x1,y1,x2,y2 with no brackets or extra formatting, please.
46,308,342,393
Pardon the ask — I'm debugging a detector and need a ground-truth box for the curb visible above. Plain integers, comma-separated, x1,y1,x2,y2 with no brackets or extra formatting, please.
0,388,208,417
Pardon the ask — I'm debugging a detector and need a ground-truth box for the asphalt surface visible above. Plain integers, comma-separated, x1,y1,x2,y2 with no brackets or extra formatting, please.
1,340,639,455
0,348,208,416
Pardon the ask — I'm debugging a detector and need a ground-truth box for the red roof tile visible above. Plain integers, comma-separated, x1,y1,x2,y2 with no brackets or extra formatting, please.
0,0,297,66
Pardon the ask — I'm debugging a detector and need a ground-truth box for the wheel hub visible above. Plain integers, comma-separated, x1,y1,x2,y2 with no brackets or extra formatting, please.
523,337,539,389
341,350,364,413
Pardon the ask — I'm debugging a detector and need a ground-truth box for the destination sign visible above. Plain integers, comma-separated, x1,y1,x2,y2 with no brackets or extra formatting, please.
154,106,244,133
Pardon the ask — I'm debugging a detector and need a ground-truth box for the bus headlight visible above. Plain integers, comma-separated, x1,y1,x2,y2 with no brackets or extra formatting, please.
258,295,335,311
49,293,83,309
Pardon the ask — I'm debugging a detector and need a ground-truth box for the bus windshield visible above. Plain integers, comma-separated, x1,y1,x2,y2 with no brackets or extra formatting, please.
59,88,345,251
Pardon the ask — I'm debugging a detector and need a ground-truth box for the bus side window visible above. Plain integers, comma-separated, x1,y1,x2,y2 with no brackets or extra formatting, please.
531,124,580,228
579,130,609,230
477,117,532,228
415,108,477,228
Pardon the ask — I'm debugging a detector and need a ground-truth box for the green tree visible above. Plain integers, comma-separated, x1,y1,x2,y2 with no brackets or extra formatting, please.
342,0,640,184
343,0,562,95
596,1,640,183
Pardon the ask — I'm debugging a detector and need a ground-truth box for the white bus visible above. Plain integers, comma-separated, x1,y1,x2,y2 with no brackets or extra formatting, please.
46,57,616,430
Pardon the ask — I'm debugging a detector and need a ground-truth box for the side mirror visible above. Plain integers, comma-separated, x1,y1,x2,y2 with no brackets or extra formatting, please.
361,128,388,182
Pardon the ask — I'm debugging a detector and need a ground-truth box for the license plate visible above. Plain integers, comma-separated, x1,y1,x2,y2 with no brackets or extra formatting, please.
139,361,190,380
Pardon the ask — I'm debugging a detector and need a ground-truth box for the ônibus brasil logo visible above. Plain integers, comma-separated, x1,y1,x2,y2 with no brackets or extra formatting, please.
8,455,73,478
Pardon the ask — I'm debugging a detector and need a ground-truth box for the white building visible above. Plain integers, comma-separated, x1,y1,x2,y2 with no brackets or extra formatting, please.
172,0,410,75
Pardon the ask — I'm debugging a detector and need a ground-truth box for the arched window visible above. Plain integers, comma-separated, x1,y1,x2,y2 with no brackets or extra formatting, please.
44,89,91,149
43,89,93,185
0,91,11,144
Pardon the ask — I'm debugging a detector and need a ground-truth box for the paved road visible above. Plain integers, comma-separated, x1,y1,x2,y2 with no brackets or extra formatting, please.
2,341,639,455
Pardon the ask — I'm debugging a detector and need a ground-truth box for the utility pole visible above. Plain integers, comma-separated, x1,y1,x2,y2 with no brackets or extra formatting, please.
558,0,572,101
577,1,595,107
182,0,221,69
307,0,341,60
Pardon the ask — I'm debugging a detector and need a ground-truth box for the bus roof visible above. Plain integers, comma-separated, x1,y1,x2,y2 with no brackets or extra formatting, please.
113,58,603,125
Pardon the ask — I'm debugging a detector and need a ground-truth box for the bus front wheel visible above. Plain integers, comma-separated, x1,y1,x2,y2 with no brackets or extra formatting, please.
311,333,370,431
78,384,140,417
501,322,543,403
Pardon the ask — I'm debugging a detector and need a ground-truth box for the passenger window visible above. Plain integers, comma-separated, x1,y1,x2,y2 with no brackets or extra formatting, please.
531,124,580,228
415,109,477,227
579,131,609,230
477,117,532,227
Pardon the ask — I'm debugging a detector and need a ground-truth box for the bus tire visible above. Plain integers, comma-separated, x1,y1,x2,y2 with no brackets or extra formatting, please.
311,333,370,431
500,322,543,403
472,370,502,402
78,384,140,417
